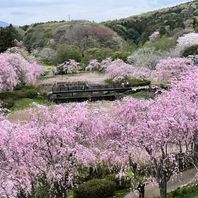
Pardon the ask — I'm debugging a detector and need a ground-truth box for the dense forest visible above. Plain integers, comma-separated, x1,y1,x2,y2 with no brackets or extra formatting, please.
104,1,198,45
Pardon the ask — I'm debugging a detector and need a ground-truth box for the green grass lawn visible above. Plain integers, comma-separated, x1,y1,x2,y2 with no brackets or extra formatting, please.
11,97,47,111
168,182,198,198
67,192,73,198
0,85,48,111
114,189,129,198
126,90,156,99
66,189,129,198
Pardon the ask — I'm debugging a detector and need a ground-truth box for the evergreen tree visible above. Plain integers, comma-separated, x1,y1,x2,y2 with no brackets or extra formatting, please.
0,24,21,52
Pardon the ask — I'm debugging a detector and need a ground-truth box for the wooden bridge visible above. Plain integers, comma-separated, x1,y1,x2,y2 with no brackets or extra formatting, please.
48,81,158,103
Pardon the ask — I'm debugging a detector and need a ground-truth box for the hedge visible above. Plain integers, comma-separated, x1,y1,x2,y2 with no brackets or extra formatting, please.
105,78,151,87
105,174,131,190
73,179,116,198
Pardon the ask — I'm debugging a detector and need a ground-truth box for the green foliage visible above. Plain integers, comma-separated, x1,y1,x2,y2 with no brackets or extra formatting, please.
127,90,156,99
111,51,130,61
0,24,23,52
126,40,137,52
81,48,112,64
54,45,82,64
105,78,151,87
0,86,40,109
105,174,131,190
73,179,116,198
32,185,50,198
104,1,197,45
0,87,38,100
183,45,198,57
12,98,46,111
77,164,111,183
168,182,198,198
114,189,129,198
144,37,176,51
23,21,126,52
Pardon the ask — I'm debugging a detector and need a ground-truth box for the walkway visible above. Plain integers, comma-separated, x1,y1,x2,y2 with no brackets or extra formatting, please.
124,168,198,198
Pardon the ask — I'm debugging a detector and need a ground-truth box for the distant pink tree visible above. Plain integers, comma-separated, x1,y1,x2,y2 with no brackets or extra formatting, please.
0,53,43,91
105,59,151,81
89,26,113,41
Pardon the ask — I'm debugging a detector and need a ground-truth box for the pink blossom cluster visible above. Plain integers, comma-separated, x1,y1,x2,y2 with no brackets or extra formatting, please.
105,59,151,81
0,53,43,91
0,103,123,197
0,67,198,197
112,69,198,196
153,57,197,84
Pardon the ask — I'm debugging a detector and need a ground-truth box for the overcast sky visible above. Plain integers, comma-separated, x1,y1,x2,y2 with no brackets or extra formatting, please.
0,0,192,25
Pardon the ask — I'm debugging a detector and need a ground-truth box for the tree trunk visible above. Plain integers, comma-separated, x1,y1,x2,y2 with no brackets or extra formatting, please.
159,177,167,198
194,133,198,161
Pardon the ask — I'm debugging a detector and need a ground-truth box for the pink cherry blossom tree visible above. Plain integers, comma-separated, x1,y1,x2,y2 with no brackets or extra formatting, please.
0,53,43,91
112,92,197,198
112,67,198,197
105,59,151,81
0,65,197,198
153,57,197,85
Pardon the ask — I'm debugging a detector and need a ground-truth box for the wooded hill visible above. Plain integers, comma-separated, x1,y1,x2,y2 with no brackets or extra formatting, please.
104,0,198,45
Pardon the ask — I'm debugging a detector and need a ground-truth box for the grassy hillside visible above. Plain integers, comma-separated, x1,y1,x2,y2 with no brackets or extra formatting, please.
104,1,198,45
23,20,126,51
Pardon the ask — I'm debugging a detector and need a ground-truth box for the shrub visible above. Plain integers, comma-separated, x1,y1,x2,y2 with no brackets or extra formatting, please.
55,45,82,64
144,37,177,51
0,87,38,100
0,98,15,109
168,183,198,198
105,78,151,87
111,51,129,61
31,185,50,198
183,45,198,57
14,89,38,99
0,86,38,108
105,174,131,190
81,48,112,65
73,179,116,198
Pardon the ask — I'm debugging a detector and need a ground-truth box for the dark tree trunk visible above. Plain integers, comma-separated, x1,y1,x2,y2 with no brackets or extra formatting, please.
159,175,167,198
194,133,198,161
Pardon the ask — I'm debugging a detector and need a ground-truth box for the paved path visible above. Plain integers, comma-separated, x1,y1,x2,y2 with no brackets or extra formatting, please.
125,168,198,198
